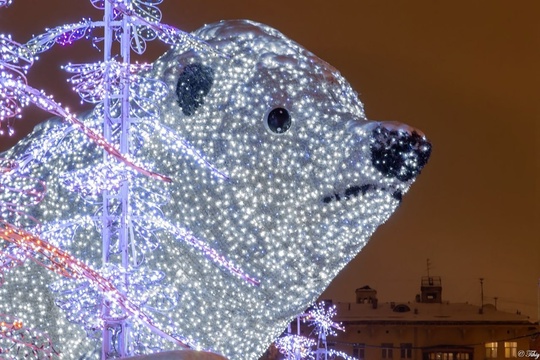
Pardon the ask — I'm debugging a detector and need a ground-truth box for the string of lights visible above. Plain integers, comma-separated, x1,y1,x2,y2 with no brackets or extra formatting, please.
0,313,57,359
0,0,202,357
0,158,45,227
0,221,192,349
275,302,357,360
0,0,432,357
0,34,171,181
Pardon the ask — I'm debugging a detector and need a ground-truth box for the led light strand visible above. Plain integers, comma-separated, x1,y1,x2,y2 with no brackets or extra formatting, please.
0,314,57,359
275,334,316,360
0,35,170,182
0,8,432,359
149,218,260,286
0,34,32,134
327,350,358,360
0,221,191,349
274,303,356,360
304,302,344,338
305,302,354,360
104,0,218,54
0,158,46,227
24,20,95,55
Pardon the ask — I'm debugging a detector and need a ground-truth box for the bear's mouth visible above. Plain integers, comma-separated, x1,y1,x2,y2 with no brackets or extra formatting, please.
322,184,402,204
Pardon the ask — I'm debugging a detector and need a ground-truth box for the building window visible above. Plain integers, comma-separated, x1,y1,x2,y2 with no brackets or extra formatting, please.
353,344,365,359
394,304,411,313
505,342,517,358
400,343,412,359
428,353,454,360
424,348,473,360
485,342,498,358
382,343,394,359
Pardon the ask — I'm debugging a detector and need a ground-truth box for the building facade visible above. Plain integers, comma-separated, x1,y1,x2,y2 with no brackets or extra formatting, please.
285,278,538,360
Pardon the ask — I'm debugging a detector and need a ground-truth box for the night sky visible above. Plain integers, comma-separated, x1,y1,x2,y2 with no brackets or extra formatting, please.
1,1,538,320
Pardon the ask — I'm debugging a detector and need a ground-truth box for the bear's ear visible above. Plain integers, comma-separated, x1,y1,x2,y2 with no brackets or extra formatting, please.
176,63,214,116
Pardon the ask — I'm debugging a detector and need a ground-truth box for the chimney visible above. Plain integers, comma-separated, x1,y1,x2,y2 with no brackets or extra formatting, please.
420,276,443,303
356,285,377,305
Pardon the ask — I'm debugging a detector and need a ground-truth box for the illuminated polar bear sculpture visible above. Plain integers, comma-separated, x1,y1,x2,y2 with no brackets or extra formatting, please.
0,20,431,359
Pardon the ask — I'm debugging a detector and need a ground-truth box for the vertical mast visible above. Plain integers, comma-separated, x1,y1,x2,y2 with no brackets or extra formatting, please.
101,0,132,358
101,0,113,357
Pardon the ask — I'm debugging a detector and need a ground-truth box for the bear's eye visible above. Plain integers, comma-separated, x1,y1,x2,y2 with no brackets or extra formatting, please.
176,63,214,116
266,107,291,134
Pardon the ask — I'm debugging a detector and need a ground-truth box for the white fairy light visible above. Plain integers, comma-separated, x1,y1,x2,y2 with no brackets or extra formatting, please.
274,303,356,360
304,302,354,360
0,313,56,359
305,302,344,339
275,334,316,360
0,221,191,350
0,3,432,360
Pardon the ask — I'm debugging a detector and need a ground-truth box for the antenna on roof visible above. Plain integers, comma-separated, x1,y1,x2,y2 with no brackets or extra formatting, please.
426,258,432,278
479,278,485,314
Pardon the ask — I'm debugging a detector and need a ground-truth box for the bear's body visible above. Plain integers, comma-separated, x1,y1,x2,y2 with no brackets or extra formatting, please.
0,20,430,359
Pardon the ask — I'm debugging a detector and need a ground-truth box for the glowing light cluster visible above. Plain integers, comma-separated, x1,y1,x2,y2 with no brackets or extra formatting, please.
0,221,190,349
275,335,316,360
304,302,352,360
0,5,431,359
0,314,57,359
305,302,344,338
0,158,45,227
327,350,359,360
0,33,168,181
275,303,354,360
0,0,12,8
0,34,32,134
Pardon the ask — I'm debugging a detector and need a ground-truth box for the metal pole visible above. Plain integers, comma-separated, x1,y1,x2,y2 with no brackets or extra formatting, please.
101,1,132,357
479,278,484,314
117,5,132,356
101,1,113,357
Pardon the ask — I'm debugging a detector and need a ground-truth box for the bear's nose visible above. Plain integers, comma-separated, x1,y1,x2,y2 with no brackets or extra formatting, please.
369,123,432,182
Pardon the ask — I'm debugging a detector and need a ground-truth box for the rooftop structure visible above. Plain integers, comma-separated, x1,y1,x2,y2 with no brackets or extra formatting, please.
271,277,538,360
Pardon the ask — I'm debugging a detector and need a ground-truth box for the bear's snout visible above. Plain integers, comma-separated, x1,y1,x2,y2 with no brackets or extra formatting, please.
369,123,432,182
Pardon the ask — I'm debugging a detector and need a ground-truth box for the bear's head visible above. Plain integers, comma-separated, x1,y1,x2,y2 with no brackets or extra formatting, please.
0,20,430,359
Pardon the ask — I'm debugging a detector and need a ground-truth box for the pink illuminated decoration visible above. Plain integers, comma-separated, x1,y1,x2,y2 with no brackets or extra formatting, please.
1,0,252,358
24,21,94,53
0,314,57,359
0,161,58,357
0,158,188,351
1,0,432,353
22,85,172,182
0,221,191,349
0,158,43,290
0,35,171,182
